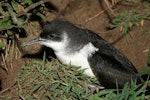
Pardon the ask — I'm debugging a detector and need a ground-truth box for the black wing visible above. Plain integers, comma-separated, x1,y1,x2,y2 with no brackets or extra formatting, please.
86,30,141,89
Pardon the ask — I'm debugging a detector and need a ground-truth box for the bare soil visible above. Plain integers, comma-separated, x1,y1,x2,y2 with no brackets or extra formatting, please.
0,0,150,99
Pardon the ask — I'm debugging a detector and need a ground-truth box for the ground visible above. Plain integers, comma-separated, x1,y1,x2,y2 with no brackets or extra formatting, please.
0,0,150,99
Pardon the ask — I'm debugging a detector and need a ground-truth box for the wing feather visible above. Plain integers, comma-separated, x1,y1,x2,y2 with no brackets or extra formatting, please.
86,30,141,88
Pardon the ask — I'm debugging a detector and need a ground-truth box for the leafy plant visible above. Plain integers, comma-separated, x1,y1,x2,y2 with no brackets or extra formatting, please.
0,0,46,31
15,59,97,100
109,10,150,42
0,0,48,73
89,81,149,100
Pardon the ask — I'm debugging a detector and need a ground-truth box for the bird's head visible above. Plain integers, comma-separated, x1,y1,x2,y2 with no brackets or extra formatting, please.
22,20,89,53
22,21,72,52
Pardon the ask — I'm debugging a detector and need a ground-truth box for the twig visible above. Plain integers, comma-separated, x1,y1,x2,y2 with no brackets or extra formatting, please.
10,40,15,72
16,42,22,58
2,3,22,25
17,80,26,100
85,10,105,24
17,0,50,17
110,32,125,45
84,0,118,24
104,0,116,17
0,81,16,94
15,46,18,60
1,53,8,72
5,40,11,60
84,4,113,24
7,40,11,56
55,0,74,19
10,63,14,72
143,49,149,53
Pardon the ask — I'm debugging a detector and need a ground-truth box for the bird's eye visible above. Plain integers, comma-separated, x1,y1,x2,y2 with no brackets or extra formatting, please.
45,32,61,41
48,33,56,39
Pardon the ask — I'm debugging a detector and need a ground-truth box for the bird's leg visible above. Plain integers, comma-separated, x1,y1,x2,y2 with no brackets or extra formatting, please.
88,84,105,94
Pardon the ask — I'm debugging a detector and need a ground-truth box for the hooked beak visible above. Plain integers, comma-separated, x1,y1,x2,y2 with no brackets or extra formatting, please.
21,38,42,47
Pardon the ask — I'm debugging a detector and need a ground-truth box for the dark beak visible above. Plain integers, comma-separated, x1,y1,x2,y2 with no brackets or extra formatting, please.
21,38,42,47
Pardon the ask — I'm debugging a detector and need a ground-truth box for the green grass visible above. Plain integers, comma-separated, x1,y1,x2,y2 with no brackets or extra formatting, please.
12,54,150,100
16,58,98,100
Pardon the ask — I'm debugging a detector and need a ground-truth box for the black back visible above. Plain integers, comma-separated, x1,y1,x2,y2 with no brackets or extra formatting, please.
86,29,141,88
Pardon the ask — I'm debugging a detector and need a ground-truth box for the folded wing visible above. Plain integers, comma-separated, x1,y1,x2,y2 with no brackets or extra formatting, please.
86,30,141,88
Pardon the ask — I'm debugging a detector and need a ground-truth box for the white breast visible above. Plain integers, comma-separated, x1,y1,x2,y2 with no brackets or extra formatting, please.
55,42,99,77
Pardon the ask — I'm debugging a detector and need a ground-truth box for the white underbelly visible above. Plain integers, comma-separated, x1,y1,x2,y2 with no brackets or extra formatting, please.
56,53,95,77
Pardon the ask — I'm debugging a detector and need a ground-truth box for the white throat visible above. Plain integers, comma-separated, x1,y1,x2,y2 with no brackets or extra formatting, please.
55,42,99,77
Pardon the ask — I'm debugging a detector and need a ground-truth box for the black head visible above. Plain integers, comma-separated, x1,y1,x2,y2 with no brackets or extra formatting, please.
22,20,89,52
40,20,72,42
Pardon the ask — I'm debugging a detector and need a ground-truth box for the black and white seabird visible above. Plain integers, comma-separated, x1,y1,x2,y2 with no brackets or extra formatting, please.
21,20,141,89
